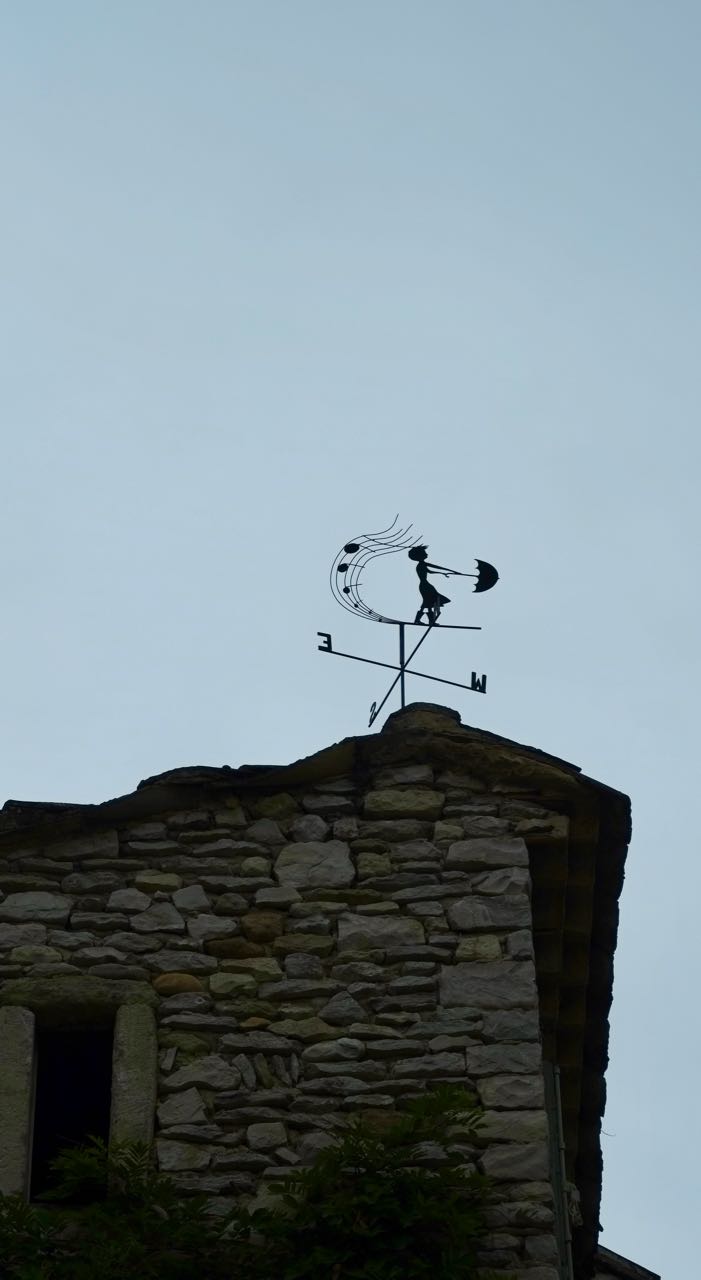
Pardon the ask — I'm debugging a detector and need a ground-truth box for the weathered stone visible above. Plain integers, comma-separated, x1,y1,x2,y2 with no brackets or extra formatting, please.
172,885,211,913
221,1031,296,1053
213,893,249,915
53,831,119,860
160,993,212,1013
187,914,238,942
391,1053,465,1078
220,958,283,979
0,893,72,926
318,992,366,1025
0,1007,35,1194
241,911,285,942
289,814,329,842
205,938,265,959
363,1039,424,1058
331,961,384,983
259,979,338,1000
156,1139,212,1171
246,818,286,845
460,816,511,837
209,973,256,996
482,1009,540,1042
337,913,424,951
454,936,502,962
146,951,217,975
364,790,444,821
375,765,434,786
481,1142,549,1181
302,794,355,817
506,929,535,959
107,888,151,913
247,1121,287,1150
255,887,301,908
134,871,183,894
446,897,531,932
446,838,529,871
284,953,323,979
477,1075,545,1109
440,962,537,1010
272,934,334,957
0,923,47,948
302,1038,364,1062
75,946,128,965
110,1004,158,1146
163,1055,242,1092
157,1087,207,1127
357,851,392,878
103,931,159,953
153,973,205,995
61,872,121,895
132,902,186,933
9,945,61,964
471,867,530,895
267,1017,342,1043
275,841,354,890
479,1110,548,1143
466,1044,541,1075
240,856,271,877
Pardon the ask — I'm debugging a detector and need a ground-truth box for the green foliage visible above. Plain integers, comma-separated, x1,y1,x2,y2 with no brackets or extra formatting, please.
249,1084,493,1280
0,1087,494,1280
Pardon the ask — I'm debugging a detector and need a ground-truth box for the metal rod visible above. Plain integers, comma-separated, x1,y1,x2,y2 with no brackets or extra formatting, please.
378,621,481,630
360,624,436,726
399,623,405,708
319,643,486,695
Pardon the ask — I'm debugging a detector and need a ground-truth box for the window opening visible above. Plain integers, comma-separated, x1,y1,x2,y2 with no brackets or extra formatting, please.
30,1027,113,1201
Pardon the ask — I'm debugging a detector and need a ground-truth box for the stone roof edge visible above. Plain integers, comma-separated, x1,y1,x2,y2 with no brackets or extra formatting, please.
0,707,631,848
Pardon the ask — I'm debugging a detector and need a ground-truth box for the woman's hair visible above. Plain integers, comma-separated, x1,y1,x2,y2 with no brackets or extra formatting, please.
408,545,427,561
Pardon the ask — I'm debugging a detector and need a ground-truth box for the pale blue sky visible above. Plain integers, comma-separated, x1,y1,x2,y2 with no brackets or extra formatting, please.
1,4,699,1274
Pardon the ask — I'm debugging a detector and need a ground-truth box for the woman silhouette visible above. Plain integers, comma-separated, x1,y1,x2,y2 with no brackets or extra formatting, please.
408,546,451,624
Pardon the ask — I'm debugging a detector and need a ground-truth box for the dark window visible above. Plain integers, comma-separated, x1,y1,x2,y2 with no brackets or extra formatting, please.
30,1027,113,1200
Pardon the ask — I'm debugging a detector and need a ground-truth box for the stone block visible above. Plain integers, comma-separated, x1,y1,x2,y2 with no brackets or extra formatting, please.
0,1007,35,1195
156,1139,212,1171
0,892,72,926
152,973,205,995
266,1017,342,1043
134,871,183,894
157,1087,207,1128
391,1053,465,1077
363,790,445,821
272,934,334,957
302,1038,364,1062
210,973,256,996
241,911,285,942
482,1009,540,1042
132,903,186,933
445,838,529,871
107,888,151,913
466,1044,541,1076
289,815,330,842
146,951,217,975
357,852,392,878
275,841,354,890
318,992,365,1025
440,961,537,1010
247,1121,287,1150
0,923,47,948
477,1074,545,1109
337,913,424,951
186,914,238,942
110,1004,158,1146
162,1055,242,1092
446,897,531,933
454,936,502,962
480,1141,550,1181
172,885,211,912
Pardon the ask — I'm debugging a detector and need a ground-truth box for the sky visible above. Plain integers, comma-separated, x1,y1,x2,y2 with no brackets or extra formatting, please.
1,2,698,1273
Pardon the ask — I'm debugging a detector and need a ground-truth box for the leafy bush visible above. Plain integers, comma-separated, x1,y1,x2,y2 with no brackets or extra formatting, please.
0,1086,493,1280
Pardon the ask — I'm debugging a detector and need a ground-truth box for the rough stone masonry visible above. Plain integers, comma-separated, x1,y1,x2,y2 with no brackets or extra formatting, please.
0,704,630,1280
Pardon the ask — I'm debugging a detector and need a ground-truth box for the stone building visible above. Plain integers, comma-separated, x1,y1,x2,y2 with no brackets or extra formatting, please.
0,703,658,1279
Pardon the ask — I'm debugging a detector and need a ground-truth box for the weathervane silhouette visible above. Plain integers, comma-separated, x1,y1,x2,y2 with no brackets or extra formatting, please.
318,516,499,726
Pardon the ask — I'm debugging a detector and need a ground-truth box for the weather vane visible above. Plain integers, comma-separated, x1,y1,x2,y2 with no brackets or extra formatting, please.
317,516,499,727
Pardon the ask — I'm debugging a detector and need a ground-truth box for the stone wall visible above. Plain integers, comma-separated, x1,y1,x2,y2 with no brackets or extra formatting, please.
0,757,567,1279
